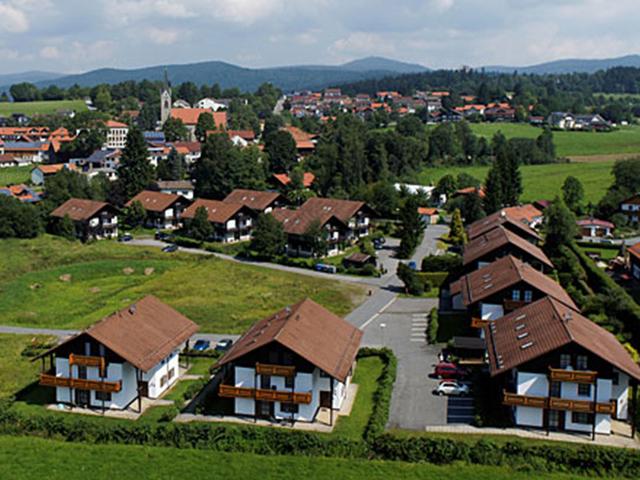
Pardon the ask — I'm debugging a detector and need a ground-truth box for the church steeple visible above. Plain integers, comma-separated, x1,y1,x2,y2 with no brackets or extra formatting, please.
160,68,172,126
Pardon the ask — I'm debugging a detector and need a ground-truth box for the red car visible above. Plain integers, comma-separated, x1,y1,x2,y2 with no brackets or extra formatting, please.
434,362,468,379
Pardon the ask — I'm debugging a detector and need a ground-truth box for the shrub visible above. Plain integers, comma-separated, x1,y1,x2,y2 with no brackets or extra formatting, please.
427,308,439,344
397,263,424,295
173,236,202,249
421,254,462,273
357,348,397,442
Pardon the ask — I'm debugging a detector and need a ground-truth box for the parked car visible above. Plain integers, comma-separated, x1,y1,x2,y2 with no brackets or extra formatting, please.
162,244,178,253
373,238,386,249
436,380,470,396
315,263,337,274
215,338,233,351
118,234,133,242
155,231,174,241
434,362,468,379
192,339,210,352
408,261,417,270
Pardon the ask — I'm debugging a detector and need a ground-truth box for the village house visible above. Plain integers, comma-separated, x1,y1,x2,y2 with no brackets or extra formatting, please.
127,190,191,230
619,194,640,225
301,197,373,240
104,120,129,149
216,298,362,425
169,108,227,141
31,163,76,186
450,255,577,323
502,204,544,229
627,242,640,281
35,296,198,412
281,126,317,157
271,172,316,190
182,198,255,243
224,189,286,214
169,141,201,164
50,198,119,241
467,210,542,244
0,184,41,203
485,296,640,436
3,141,50,165
577,218,615,238
462,226,554,274
154,180,195,200
418,207,440,225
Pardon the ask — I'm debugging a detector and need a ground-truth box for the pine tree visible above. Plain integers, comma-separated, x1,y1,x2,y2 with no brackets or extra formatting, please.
188,206,213,241
483,166,504,214
56,214,76,240
162,117,188,142
544,197,578,252
449,208,467,246
195,112,217,142
461,192,485,224
157,147,185,181
117,127,154,201
562,176,584,213
250,214,286,259
123,200,146,228
264,130,297,174
397,196,424,259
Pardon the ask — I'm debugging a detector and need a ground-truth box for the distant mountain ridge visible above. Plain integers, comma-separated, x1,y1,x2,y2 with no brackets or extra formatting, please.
0,57,429,94
482,54,640,74
0,71,63,88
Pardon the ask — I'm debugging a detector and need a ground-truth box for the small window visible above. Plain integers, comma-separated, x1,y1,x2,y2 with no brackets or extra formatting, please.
560,354,571,369
260,375,271,389
95,391,111,402
572,412,592,424
280,402,299,414
578,383,591,397
160,375,168,387
549,381,561,397
576,355,588,370
511,289,521,301
168,368,175,380
612,372,619,386
285,376,294,389
524,290,533,303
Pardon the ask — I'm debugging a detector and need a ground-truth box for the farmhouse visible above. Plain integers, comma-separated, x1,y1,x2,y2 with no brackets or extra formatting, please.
35,296,198,412
224,189,286,214
50,198,119,241
462,226,554,273
577,218,614,238
126,190,190,230
467,209,541,244
485,296,640,436
450,255,576,321
502,204,544,229
31,163,76,186
216,298,362,424
418,207,440,225
182,198,255,243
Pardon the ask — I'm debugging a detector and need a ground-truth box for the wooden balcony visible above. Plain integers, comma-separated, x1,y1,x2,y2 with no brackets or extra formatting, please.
503,299,527,312
503,391,616,415
549,368,597,384
39,373,121,393
256,363,295,377
219,384,312,404
69,354,106,375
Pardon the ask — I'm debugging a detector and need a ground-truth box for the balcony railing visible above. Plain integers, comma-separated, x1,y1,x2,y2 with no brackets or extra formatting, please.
503,391,616,415
69,354,106,375
39,373,121,393
255,363,295,377
219,384,312,404
549,368,597,384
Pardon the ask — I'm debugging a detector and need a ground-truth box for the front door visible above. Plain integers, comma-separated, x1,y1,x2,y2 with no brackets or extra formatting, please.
256,400,273,419
139,381,149,398
320,391,332,408
75,389,90,407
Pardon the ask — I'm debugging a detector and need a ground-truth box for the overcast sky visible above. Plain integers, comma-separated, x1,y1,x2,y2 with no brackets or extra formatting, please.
0,0,638,74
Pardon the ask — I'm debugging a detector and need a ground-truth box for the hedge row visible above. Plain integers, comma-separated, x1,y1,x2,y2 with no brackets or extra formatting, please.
427,308,439,344
421,254,462,273
357,348,397,442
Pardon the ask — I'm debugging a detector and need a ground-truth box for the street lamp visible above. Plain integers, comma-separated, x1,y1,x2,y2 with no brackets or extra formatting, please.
379,322,387,347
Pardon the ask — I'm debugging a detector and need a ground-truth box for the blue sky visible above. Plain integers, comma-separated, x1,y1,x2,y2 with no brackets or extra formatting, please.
0,0,637,74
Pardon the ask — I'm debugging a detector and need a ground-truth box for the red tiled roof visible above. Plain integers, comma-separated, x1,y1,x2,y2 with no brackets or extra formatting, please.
502,204,543,224
182,198,247,224
50,198,115,221
223,189,283,211
467,210,542,242
484,296,640,381
576,218,615,229
282,126,316,150
170,108,227,127
300,197,367,224
105,120,128,128
35,163,75,175
454,186,486,199
217,298,362,382
272,172,315,188
126,190,182,213
418,207,439,216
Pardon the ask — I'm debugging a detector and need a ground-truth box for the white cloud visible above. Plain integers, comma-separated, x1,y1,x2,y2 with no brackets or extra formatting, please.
145,26,180,45
0,3,29,33
331,32,396,56
210,0,285,25
39,45,60,59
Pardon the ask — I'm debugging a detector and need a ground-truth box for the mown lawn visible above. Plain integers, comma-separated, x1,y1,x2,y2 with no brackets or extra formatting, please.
0,334,54,399
0,99,87,115
0,166,31,186
333,356,384,439
0,236,365,333
0,435,599,480
416,161,613,204
466,123,640,158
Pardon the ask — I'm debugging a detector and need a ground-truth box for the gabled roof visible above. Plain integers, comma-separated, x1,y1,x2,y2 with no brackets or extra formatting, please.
620,194,640,206
34,163,75,175
39,296,198,372
628,242,640,262
576,218,615,229
502,204,543,224
182,198,248,224
462,226,553,269
484,296,640,381
224,189,283,211
467,210,542,242
105,120,128,128
272,172,315,188
126,190,183,213
271,206,344,235
217,298,362,382
281,126,316,150
300,197,369,224
50,198,115,221
170,108,227,127
155,180,194,191
457,255,576,309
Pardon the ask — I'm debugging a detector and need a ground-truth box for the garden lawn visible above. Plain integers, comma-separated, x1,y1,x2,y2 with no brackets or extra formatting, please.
416,161,613,204
0,99,87,116
333,356,384,439
466,123,640,158
0,435,598,480
0,334,54,399
0,166,31,185
0,236,365,333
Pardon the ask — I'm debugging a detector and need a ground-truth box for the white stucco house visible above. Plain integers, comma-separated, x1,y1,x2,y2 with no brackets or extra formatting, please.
36,296,199,411
215,298,362,424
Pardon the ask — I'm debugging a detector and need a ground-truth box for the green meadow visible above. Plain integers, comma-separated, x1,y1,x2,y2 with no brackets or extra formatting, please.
0,236,364,333
0,166,31,186
0,99,87,116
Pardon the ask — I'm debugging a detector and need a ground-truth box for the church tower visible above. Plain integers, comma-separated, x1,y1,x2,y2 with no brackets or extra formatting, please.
160,68,172,126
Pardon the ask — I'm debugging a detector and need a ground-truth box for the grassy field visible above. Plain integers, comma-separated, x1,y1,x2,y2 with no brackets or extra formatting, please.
417,161,613,203
0,435,601,480
333,356,384,439
0,166,31,186
0,236,365,333
0,99,87,116
466,123,640,158
0,334,54,399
